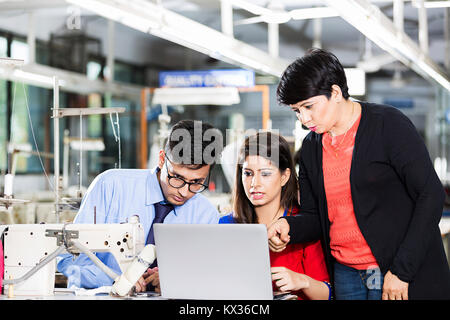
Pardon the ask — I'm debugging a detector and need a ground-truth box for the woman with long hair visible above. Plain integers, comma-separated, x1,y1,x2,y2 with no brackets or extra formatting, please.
220,131,330,300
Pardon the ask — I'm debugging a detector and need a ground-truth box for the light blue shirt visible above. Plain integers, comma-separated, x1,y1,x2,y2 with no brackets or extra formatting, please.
57,167,219,289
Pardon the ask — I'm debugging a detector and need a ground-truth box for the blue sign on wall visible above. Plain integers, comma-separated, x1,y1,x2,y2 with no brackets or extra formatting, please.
159,69,255,88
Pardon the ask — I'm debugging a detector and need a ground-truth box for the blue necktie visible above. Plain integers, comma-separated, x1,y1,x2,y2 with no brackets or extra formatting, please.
146,202,174,245
145,202,173,277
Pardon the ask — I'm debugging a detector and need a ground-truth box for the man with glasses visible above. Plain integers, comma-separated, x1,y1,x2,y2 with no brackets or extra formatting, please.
57,120,223,291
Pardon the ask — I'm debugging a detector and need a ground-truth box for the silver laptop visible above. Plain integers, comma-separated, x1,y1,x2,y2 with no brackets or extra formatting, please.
153,224,273,300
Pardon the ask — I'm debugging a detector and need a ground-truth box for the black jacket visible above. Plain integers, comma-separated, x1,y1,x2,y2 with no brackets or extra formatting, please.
285,102,450,299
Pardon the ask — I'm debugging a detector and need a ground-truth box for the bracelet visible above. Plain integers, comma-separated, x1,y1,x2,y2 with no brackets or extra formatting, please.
323,281,332,300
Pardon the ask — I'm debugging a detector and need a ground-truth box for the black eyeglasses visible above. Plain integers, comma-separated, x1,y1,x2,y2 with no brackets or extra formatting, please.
164,158,209,193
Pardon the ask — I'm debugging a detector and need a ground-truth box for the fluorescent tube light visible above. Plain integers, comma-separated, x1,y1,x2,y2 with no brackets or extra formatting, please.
261,11,291,24
68,0,289,77
325,0,450,91
416,59,450,91
152,87,240,106
67,0,160,32
290,7,339,20
13,69,54,86
413,1,450,8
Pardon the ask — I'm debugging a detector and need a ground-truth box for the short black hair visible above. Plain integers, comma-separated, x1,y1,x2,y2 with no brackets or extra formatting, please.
164,119,223,169
276,48,350,106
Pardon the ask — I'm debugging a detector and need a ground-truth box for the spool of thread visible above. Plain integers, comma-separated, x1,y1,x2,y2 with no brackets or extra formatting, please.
7,276,14,298
0,241,3,292
4,174,13,196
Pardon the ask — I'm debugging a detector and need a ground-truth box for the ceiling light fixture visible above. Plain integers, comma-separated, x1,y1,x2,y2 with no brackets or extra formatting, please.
413,1,450,9
67,0,289,77
325,0,450,91
232,0,338,25
289,7,338,20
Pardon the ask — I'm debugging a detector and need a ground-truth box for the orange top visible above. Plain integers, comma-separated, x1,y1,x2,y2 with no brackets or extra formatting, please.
322,113,378,270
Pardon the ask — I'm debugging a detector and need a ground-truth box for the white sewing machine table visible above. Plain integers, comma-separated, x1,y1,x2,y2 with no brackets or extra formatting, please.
0,288,167,300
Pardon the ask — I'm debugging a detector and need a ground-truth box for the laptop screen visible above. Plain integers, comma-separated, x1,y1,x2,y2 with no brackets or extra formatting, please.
154,224,273,300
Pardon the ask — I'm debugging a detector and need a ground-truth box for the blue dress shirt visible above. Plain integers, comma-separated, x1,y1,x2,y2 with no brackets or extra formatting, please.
57,167,219,289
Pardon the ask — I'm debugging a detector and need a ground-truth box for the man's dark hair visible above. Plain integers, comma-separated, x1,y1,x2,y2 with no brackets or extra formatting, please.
164,119,223,169
276,48,350,106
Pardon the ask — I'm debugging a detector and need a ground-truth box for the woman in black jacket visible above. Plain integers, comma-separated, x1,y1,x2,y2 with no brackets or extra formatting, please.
268,48,450,300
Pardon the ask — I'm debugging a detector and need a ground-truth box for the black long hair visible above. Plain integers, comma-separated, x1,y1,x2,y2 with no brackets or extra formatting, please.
232,131,298,224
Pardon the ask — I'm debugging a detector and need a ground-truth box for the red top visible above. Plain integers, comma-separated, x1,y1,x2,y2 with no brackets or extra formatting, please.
322,113,378,270
270,205,329,300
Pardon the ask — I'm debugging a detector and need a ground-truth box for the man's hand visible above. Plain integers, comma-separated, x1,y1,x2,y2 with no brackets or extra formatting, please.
382,270,409,300
267,218,290,252
134,267,160,293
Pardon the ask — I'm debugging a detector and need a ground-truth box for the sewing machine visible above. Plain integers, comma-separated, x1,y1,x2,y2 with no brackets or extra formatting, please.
2,216,146,296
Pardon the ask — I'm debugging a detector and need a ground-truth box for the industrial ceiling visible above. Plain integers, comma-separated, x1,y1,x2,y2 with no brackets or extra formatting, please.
0,0,448,95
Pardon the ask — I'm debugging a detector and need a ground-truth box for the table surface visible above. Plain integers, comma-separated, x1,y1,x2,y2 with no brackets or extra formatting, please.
2,217,449,300
0,288,167,300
